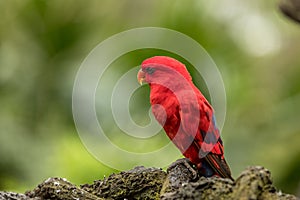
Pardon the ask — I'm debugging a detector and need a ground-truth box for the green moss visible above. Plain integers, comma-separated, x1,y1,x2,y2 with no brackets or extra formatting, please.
1,163,298,200
81,166,167,200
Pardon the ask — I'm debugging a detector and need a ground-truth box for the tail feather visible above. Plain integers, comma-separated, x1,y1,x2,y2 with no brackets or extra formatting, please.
205,153,234,181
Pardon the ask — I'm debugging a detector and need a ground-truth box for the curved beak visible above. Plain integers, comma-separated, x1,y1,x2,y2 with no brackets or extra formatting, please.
137,69,146,85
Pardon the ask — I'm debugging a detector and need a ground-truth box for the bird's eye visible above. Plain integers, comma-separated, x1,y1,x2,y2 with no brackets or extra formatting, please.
145,67,156,74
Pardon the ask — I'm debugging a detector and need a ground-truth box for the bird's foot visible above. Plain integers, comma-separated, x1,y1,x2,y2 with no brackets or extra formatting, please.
167,158,198,180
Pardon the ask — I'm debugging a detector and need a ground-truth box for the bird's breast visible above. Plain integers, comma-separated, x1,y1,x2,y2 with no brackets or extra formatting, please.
150,91,181,139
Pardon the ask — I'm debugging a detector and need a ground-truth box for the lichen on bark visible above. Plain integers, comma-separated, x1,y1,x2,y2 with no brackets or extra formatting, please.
25,177,101,200
81,166,167,200
162,165,297,200
0,161,298,200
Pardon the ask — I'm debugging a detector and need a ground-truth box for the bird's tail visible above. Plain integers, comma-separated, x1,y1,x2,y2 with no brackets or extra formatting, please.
204,153,234,181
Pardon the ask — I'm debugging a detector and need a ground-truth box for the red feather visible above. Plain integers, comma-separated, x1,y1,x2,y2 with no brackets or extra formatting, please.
138,56,233,180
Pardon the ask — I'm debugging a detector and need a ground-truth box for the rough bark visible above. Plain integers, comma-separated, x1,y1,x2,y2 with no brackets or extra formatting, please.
25,177,101,200
0,161,298,200
80,166,167,199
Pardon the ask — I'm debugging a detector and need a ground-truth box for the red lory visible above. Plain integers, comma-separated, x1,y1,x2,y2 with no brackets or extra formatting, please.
137,56,233,180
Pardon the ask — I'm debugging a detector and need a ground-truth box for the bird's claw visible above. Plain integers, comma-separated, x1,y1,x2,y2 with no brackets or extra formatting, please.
167,158,198,180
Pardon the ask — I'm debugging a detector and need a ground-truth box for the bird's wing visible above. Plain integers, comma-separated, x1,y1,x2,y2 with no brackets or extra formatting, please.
178,93,200,139
179,95,233,180
179,94,216,151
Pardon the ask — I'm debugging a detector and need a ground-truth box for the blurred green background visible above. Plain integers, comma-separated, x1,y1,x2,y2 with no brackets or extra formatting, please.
1,0,300,196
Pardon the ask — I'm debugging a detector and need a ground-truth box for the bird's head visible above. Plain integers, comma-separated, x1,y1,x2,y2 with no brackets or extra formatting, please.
137,56,192,86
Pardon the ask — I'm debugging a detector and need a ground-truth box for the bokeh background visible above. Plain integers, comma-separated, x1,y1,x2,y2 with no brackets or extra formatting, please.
1,0,300,196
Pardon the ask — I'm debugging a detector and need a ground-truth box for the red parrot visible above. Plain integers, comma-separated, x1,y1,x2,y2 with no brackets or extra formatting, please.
137,56,233,180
